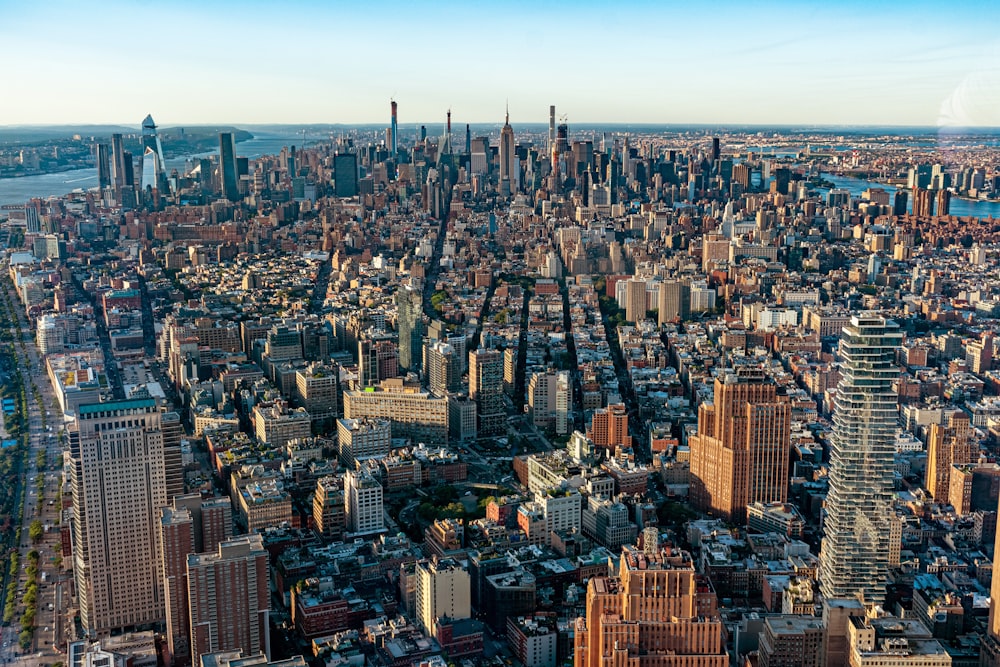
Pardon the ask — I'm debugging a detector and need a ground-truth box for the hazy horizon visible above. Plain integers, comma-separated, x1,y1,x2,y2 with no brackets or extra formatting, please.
4,0,1000,127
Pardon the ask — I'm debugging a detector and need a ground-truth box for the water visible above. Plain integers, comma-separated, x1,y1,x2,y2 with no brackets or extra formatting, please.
0,132,318,208
822,174,1000,219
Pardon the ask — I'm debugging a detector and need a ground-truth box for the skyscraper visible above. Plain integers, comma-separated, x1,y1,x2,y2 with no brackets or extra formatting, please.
925,411,974,501
187,534,270,666
819,316,902,605
396,283,424,372
574,542,726,667
70,398,166,635
160,495,233,667
499,107,516,197
141,114,168,193
334,152,358,197
689,367,791,523
96,143,111,190
390,99,398,159
219,132,240,201
469,348,504,436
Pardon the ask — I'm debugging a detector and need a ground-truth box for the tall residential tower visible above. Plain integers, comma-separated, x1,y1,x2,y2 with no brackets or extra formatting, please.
819,316,902,605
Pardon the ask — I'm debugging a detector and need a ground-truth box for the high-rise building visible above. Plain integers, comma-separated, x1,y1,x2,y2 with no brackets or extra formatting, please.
390,99,398,159
162,410,185,502
70,398,166,636
424,340,462,397
312,476,345,539
334,153,358,197
966,332,994,374
819,316,902,605
624,279,648,324
925,411,974,501
160,495,233,667
658,279,691,325
396,284,424,372
574,543,726,667
358,336,398,387
527,370,571,435
499,108,516,196
141,114,168,193
689,367,791,523
344,467,385,536
587,404,631,450
415,557,471,636
337,417,391,467
96,143,111,190
469,349,504,436
219,132,240,202
187,534,270,666
912,187,934,217
983,494,1000,665
24,201,41,234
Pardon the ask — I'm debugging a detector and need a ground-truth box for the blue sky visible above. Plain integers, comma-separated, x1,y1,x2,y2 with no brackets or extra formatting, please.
2,0,999,127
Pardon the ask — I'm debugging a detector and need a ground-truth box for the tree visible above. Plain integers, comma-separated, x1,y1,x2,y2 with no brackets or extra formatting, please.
29,519,43,543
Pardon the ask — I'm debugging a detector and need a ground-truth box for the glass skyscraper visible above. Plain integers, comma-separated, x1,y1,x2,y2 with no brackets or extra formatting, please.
396,283,424,373
819,315,902,605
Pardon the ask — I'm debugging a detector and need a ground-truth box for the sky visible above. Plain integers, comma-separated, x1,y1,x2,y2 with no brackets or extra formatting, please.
2,0,1000,128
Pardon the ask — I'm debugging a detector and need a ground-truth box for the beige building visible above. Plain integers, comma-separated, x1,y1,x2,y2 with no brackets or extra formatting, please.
925,411,974,501
574,543,726,667
343,377,449,444
415,557,471,636
71,398,167,635
847,616,950,667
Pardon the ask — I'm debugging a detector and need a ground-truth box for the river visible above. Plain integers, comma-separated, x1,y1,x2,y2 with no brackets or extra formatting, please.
0,131,320,208
822,174,1000,219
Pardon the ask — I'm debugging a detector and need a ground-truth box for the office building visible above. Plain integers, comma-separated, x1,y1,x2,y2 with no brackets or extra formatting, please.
219,132,240,201
334,152,358,197
96,143,111,190
499,108,516,196
689,367,791,523
343,378,449,444
344,467,385,536
337,417,391,467
469,349,505,436
390,99,398,159
141,114,168,193
819,316,902,605
70,399,167,636
396,284,424,372
574,543,726,667
925,411,974,501
415,557,471,636
188,535,270,666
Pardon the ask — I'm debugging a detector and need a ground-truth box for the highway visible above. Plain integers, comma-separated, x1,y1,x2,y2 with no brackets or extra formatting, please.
1,270,71,666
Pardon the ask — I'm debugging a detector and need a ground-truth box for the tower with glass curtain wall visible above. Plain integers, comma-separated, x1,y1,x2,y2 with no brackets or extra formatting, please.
819,316,902,605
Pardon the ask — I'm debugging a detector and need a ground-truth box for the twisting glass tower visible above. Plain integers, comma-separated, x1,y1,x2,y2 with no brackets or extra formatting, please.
819,315,902,605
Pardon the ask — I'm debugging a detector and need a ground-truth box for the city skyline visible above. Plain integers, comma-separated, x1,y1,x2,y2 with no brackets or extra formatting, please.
3,0,1000,127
